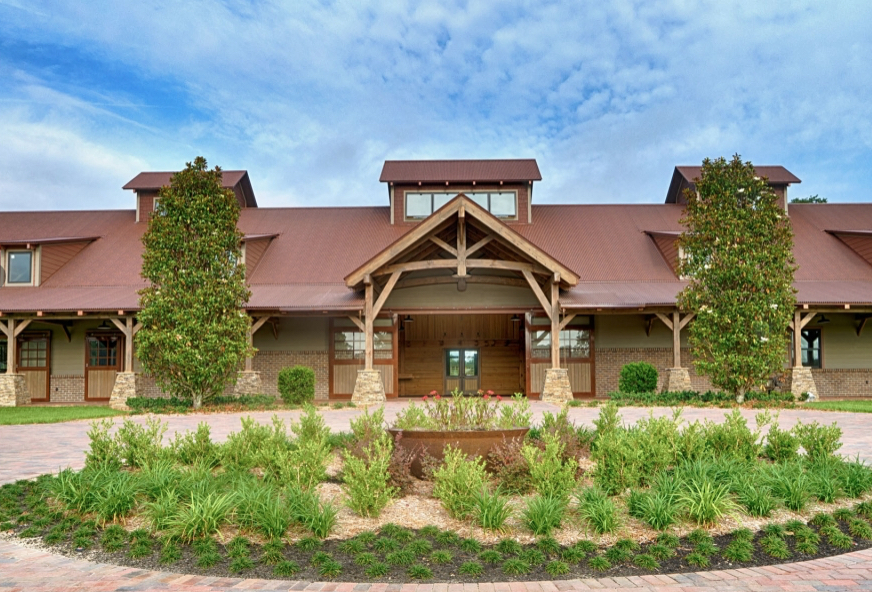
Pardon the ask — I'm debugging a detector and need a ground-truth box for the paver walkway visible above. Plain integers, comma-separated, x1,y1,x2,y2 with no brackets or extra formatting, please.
2,400,872,591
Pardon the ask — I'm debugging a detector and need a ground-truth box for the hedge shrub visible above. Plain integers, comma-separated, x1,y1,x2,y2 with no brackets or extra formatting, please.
618,362,658,393
278,366,316,404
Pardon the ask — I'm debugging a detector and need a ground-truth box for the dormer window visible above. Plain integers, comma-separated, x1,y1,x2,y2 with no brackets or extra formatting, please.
6,250,34,285
404,191,517,220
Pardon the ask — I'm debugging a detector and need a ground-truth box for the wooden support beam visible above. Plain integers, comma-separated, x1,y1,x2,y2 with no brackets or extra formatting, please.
5,320,14,374
465,235,494,257
457,216,467,277
671,311,681,367
857,315,871,337
645,315,655,337
12,319,31,338
679,313,696,330
346,315,365,332
798,312,817,330
372,271,402,318
109,318,127,334
550,281,560,369
251,316,270,334
522,270,552,320
125,317,134,372
558,313,577,331
429,236,457,257
654,312,673,331
364,282,374,370
793,310,803,368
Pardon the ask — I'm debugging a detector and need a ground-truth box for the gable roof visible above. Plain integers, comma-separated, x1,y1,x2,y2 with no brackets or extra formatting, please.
380,160,542,183
343,194,579,290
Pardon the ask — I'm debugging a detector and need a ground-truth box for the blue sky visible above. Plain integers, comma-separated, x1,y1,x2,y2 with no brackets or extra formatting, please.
0,1,870,211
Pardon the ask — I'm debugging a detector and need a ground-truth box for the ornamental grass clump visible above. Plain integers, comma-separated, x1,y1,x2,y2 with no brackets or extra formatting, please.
391,389,531,431
342,433,397,518
522,433,578,503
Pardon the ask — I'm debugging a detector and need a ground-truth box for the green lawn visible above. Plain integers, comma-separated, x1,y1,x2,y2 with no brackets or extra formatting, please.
0,406,126,425
804,400,872,413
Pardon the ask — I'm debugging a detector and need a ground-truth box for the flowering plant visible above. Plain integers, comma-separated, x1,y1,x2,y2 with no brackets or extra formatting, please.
393,388,532,431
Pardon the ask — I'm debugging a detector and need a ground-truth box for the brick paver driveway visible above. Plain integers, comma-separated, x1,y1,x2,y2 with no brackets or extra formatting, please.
2,400,872,591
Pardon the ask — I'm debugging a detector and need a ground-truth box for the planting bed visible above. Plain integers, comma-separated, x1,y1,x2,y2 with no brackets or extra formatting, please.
3,400,872,583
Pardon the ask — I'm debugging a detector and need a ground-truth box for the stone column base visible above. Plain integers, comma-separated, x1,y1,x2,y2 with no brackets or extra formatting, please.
664,367,693,392
0,374,28,407
109,372,137,410
351,369,385,405
541,368,573,405
234,371,263,396
790,366,818,401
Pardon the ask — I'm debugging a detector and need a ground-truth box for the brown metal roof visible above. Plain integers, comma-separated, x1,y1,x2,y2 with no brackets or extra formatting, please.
2,201,872,313
123,170,257,207
666,165,801,204
380,160,542,183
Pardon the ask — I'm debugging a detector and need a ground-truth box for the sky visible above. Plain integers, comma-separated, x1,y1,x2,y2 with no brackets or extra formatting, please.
0,1,870,211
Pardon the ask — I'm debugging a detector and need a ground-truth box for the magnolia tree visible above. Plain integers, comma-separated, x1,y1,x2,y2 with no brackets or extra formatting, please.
677,155,796,403
136,157,254,409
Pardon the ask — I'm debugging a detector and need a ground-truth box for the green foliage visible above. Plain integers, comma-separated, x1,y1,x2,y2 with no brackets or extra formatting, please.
479,549,503,564
760,534,791,559
704,409,765,461
763,419,800,462
168,492,234,542
115,417,168,468
278,366,316,405
473,487,512,531
522,495,566,536
768,462,810,511
618,362,658,393
522,432,578,502
576,487,620,534
342,433,397,518
136,157,253,408
545,560,571,576
459,561,485,577
407,538,434,554
680,476,737,526
633,553,659,570
354,551,377,565
432,445,488,519
677,155,796,402
364,561,391,578
172,422,219,467
501,557,531,575
385,549,415,566
496,538,522,555
407,564,432,580
430,550,453,563
639,490,681,530
841,458,872,497
791,194,827,203
587,555,611,571
794,420,843,460
84,419,122,470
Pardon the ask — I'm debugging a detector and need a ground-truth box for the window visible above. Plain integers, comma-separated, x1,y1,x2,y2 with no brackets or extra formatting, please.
18,337,47,368
0,340,6,373
404,191,517,220
88,335,119,367
334,331,392,360
531,328,591,360
801,328,822,369
6,250,33,284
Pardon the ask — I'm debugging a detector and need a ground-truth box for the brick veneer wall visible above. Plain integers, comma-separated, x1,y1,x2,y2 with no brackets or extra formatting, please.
253,351,329,400
812,369,872,399
595,347,714,397
48,376,85,403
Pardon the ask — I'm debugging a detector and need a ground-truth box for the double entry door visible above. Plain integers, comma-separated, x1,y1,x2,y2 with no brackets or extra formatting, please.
444,348,480,394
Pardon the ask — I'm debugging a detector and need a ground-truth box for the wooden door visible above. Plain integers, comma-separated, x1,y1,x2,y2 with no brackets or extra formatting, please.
444,348,480,394
85,332,123,401
17,332,50,402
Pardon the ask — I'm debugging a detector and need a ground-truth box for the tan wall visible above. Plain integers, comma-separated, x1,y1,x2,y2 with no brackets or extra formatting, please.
386,283,539,309
816,315,872,369
253,317,329,352
594,314,683,349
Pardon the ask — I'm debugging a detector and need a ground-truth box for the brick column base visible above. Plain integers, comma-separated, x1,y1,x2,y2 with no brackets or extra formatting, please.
542,368,573,404
0,374,28,407
664,367,693,392
234,371,263,396
351,370,385,405
109,372,137,410
790,366,818,401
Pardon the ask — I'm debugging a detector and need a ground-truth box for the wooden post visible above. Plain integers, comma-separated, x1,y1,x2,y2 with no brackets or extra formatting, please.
245,317,270,372
125,317,134,372
364,279,374,370
5,319,14,374
794,310,802,367
457,214,467,277
550,280,560,369
672,311,681,367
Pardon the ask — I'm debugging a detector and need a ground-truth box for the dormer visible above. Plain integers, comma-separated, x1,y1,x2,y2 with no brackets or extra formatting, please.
123,170,257,223
665,165,800,212
0,236,98,287
380,159,542,225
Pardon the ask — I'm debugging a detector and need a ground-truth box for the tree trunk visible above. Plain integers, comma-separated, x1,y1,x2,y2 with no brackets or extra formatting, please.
735,387,746,404
193,393,202,410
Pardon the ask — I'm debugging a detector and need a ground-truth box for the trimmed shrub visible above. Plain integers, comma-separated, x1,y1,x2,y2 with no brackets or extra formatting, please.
618,362,658,393
278,366,316,405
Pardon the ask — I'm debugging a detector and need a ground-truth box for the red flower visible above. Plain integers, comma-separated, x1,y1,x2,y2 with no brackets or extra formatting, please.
435,394,442,400
422,395,428,402
430,390,438,396
496,395,503,401
483,394,490,400
487,390,494,396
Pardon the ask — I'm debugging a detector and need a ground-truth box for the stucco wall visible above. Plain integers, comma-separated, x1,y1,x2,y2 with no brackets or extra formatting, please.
385,283,539,309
